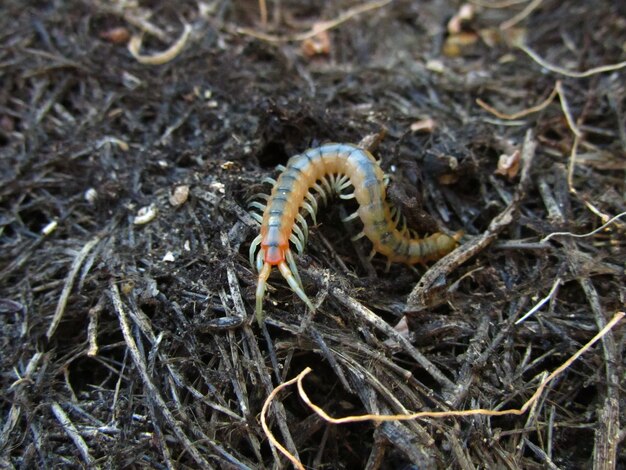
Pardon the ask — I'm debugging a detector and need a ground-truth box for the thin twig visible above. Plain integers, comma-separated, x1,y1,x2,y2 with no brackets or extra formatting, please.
500,0,544,30
260,374,306,470
128,23,192,65
330,286,457,392
476,82,558,120
237,0,392,43
567,133,582,193
517,43,626,78
50,402,96,468
406,129,536,311
258,0,268,26
541,210,626,242
261,312,624,467
109,283,231,468
556,81,582,137
87,297,104,356
515,278,561,324
470,0,529,8
47,235,102,339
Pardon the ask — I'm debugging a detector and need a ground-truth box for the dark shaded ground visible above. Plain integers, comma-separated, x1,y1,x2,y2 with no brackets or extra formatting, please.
1,0,625,468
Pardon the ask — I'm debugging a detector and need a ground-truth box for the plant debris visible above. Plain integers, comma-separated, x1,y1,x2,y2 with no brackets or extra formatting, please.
1,0,625,469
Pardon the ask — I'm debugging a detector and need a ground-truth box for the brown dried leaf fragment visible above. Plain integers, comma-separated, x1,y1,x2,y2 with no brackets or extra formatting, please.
495,149,521,179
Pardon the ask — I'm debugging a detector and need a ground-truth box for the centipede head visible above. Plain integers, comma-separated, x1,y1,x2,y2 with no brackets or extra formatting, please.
264,244,287,265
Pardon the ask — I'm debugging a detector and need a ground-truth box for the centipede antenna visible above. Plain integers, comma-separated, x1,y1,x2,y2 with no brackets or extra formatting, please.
285,249,302,287
341,211,360,223
250,212,263,224
249,234,262,268
340,192,355,200
351,231,366,241
248,201,266,212
291,221,306,249
295,213,309,241
262,176,277,186
290,233,304,254
278,261,315,312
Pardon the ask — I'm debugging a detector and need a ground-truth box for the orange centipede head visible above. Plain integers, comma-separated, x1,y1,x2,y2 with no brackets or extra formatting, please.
264,246,284,265
261,228,289,265
263,241,289,265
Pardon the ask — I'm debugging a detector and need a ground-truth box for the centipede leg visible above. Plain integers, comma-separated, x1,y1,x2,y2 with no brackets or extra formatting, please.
278,261,315,312
291,222,306,250
249,234,262,269
285,249,302,287
341,211,360,223
290,233,304,254
305,192,318,213
295,213,309,242
390,206,401,227
255,249,264,272
351,230,366,241
245,192,269,205
256,262,272,323
337,175,351,190
313,182,328,205
250,212,263,224
248,201,266,212
302,199,317,225
319,176,333,194
328,173,337,189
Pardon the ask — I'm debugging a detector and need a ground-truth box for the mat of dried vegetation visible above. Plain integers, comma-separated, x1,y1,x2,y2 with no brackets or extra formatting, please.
1,1,624,468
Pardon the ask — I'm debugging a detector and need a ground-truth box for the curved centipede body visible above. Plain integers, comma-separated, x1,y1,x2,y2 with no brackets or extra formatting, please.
249,143,461,322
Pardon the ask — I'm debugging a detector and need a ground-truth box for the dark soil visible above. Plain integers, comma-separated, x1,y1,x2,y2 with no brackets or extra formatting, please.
1,0,625,469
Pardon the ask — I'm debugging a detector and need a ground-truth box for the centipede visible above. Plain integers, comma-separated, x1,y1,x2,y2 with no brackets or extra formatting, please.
248,143,461,322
